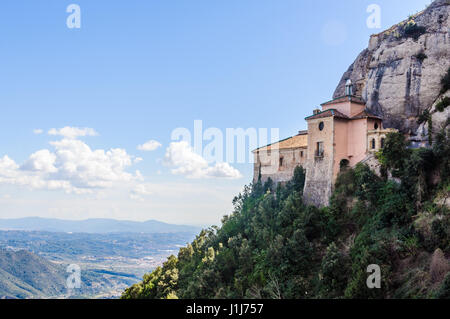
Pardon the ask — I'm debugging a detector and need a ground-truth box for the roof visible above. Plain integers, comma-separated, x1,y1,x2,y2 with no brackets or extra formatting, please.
305,108,382,121
351,110,382,120
321,95,365,106
305,109,349,121
253,133,308,152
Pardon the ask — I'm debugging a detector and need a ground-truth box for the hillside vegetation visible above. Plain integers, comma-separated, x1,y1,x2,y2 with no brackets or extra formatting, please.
0,248,137,299
0,249,67,298
122,129,450,299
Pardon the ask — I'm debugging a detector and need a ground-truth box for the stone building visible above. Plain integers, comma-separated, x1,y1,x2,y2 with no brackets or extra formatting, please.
253,80,398,206
252,131,307,185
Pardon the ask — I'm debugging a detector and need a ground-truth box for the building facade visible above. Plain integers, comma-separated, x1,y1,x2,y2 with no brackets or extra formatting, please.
252,131,308,185
253,80,397,206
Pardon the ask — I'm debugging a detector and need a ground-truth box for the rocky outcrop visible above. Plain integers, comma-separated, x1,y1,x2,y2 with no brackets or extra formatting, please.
334,0,450,136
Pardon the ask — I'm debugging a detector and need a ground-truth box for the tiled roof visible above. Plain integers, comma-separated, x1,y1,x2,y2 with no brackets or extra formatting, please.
253,133,308,152
351,110,382,120
305,109,349,121
321,95,365,106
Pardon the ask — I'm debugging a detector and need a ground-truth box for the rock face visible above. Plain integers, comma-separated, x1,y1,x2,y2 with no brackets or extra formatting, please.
334,0,450,136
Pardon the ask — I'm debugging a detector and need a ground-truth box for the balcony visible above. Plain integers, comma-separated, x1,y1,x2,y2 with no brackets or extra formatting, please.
315,150,324,160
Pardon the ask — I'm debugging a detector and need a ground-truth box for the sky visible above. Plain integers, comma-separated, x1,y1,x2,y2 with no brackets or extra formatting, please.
0,0,432,226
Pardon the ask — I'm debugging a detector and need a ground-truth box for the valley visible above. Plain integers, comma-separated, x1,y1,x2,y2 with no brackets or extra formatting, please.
0,229,198,298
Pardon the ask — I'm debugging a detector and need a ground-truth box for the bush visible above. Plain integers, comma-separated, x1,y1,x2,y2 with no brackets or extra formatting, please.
435,96,450,112
403,22,427,40
377,132,410,175
414,52,428,62
431,219,449,250
417,109,430,125
433,273,450,299
319,242,350,297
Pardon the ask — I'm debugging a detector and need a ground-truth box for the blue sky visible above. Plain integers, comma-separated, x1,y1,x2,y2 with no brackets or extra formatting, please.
0,0,432,226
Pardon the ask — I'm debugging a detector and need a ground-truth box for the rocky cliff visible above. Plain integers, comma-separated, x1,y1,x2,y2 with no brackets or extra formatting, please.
334,0,450,138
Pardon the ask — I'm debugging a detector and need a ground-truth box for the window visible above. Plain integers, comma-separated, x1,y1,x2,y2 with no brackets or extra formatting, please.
279,156,284,168
300,151,304,157
381,138,385,148
340,159,349,170
374,122,379,130
319,122,324,131
371,138,376,149
316,142,324,157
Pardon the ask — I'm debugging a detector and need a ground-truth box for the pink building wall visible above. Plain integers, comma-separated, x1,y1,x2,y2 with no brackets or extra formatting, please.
333,119,349,179
322,101,365,118
347,118,368,167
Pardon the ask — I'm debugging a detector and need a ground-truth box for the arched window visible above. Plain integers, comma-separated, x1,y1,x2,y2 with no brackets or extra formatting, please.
279,156,284,168
340,159,349,170
374,122,379,130
371,138,376,149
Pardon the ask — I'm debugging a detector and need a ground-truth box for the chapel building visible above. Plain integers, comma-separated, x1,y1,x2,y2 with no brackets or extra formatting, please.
252,80,397,206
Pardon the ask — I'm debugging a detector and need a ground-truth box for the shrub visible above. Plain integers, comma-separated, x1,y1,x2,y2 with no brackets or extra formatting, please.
435,96,450,112
430,249,450,284
417,109,430,125
319,242,350,297
433,273,450,299
377,132,410,174
431,219,449,250
414,52,428,62
403,21,426,40
354,163,382,204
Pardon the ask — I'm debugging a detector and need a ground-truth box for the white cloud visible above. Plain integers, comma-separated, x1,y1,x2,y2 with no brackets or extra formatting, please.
33,129,43,135
48,126,98,139
48,138,135,189
163,141,242,179
133,184,153,196
130,183,154,201
0,155,19,177
21,149,57,173
137,140,162,151
0,134,140,194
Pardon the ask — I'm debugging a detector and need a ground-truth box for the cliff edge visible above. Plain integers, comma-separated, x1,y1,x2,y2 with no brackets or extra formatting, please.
334,0,450,137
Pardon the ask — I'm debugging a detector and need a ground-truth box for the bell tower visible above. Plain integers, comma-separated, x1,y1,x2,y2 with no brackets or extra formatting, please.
345,79,353,96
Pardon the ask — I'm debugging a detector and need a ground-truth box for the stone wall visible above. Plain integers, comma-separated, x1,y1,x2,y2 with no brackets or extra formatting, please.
253,147,307,184
303,117,335,207
367,127,398,153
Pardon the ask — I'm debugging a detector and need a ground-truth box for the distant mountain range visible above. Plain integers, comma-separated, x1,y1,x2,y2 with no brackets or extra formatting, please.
0,217,201,234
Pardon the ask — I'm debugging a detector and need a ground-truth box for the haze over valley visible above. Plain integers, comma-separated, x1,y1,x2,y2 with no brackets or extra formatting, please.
0,218,199,298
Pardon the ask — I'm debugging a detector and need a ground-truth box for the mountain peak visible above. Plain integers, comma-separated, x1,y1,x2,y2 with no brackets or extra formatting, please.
333,0,450,135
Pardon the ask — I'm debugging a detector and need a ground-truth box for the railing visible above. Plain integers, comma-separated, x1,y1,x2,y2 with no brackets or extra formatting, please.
315,150,324,158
